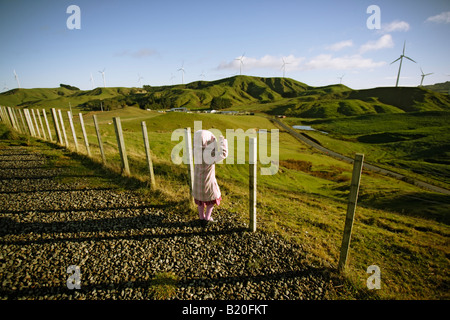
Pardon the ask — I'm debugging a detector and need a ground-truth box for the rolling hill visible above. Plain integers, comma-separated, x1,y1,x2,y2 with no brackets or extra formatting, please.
1,76,449,118
424,81,450,94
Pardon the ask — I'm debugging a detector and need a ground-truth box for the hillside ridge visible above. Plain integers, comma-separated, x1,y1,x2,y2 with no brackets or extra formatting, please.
1,76,449,118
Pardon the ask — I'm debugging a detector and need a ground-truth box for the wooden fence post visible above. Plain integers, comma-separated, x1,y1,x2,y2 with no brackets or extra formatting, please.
184,127,195,206
1,107,9,125
42,109,53,141
0,107,5,124
7,107,16,130
113,117,130,175
57,109,69,147
67,111,78,152
93,115,106,164
3,107,11,127
79,113,91,157
0,107,6,124
338,153,364,272
18,109,27,135
37,109,46,140
22,109,30,136
249,137,257,232
31,109,42,138
51,108,63,144
11,108,22,133
6,107,18,131
24,109,36,137
142,121,156,188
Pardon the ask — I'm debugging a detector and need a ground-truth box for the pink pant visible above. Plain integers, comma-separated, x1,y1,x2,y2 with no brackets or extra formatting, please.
198,203,214,221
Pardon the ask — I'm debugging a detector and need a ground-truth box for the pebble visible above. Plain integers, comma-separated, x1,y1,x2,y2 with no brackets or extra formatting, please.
0,146,331,300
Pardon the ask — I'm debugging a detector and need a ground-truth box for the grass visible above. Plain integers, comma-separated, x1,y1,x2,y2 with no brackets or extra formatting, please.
1,106,449,300
148,272,179,300
284,111,450,190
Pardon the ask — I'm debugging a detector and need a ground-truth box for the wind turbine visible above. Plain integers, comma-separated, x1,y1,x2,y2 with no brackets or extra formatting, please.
199,71,206,80
138,73,144,87
178,62,185,84
90,73,95,89
419,68,433,86
338,74,345,84
98,68,106,88
281,58,290,78
2,83,8,92
390,41,416,87
170,73,175,85
235,53,245,75
13,70,21,88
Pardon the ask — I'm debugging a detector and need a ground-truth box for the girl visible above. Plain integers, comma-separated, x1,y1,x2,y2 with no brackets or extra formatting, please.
192,130,228,224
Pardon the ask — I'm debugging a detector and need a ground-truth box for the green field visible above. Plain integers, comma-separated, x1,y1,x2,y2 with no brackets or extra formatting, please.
284,111,450,191
1,104,449,299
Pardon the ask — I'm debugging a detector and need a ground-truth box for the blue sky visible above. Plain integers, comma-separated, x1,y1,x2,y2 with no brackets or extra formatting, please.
1,0,449,91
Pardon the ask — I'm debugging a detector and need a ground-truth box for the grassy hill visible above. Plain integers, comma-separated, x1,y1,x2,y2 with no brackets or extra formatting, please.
424,81,450,94
0,86,141,110
1,76,449,118
286,111,450,190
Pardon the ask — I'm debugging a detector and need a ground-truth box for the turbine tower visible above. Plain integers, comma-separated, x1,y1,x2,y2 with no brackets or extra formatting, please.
391,41,416,87
90,73,95,89
13,70,21,88
281,58,290,78
235,53,245,75
338,74,345,84
419,68,433,86
178,62,185,84
138,73,144,87
99,68,106,88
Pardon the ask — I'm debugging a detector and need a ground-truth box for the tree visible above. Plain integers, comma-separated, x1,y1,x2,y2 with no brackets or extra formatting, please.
60,84,80,90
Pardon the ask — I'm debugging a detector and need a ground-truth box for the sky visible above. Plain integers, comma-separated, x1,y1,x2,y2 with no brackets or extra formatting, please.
1,0,449,91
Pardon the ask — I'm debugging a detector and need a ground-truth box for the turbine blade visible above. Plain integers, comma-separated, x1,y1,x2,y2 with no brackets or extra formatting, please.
404,56,416,63
390,57,401,64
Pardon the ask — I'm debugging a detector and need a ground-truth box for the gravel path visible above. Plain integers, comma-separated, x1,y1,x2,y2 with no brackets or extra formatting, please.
0,145,332,300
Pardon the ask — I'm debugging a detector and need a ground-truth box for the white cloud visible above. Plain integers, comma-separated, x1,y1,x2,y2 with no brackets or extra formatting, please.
359,34,394,53
326,40,354,51
426,11,450,24
380,20,410,33
303,54,386,70
217,52,386,73
217,54,305,71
